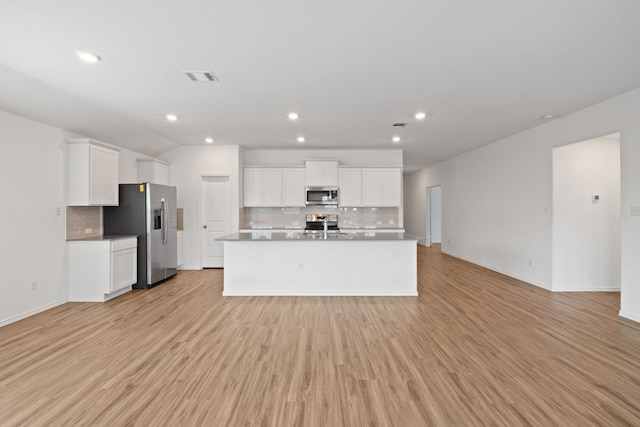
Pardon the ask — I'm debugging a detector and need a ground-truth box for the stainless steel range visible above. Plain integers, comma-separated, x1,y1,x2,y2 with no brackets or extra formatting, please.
304,214,339,233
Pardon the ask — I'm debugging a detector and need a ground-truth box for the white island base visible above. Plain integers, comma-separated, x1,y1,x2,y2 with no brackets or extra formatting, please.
221,234,418,296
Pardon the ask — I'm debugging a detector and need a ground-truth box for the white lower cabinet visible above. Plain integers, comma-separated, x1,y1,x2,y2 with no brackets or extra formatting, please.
68,236,138,302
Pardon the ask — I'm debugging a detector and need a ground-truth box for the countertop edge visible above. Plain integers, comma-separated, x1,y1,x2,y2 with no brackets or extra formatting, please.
219,231,417,242
66,235,138,242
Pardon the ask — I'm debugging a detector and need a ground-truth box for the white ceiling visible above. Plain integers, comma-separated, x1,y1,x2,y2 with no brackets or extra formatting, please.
2,1,640,172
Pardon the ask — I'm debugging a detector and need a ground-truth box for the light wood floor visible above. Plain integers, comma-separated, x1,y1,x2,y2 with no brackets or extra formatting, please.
1,246,640,426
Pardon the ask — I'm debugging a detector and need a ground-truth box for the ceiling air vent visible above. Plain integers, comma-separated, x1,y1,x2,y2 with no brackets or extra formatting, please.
183,71,219,82
392,122,408,127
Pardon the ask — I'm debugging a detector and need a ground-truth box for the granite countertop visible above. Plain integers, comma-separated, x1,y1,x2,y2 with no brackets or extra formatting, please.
67,235,138,242
240,227,405,232
219,231,417,242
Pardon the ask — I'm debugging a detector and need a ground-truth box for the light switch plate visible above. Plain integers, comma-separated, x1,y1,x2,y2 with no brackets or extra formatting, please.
631,206,640,216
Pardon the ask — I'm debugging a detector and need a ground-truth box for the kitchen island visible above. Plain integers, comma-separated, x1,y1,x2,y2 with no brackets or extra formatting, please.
218,231,418,296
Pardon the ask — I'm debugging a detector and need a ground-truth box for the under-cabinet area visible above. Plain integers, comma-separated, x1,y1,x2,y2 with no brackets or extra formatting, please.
67,236,138,302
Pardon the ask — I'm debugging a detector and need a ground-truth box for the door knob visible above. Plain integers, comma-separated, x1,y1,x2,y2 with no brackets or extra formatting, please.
203,225,208,229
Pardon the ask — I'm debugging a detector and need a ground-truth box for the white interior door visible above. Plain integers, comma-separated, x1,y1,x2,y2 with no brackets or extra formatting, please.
202,176,231,268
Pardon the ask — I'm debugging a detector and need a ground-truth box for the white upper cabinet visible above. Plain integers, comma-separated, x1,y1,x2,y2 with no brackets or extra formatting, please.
381,168,402,206
244,168,283,207
282,168,305,207
244,168,261,207
338,168,362,207
362,168,402,207
66,139,120,206
137,159,169,185
305,161,338,187
263,169,283,206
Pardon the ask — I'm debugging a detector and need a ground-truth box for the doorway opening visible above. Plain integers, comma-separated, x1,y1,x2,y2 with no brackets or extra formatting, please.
200,174,232,268
551,132,620,292
426,185,442,251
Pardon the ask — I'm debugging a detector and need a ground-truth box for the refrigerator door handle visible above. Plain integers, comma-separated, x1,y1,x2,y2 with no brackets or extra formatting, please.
161,198,167,245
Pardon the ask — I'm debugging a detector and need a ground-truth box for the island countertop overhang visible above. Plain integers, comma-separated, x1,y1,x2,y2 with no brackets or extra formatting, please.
218,231,418,242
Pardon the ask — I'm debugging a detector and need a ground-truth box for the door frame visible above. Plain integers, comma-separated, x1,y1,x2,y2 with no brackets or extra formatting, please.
199,172,233,269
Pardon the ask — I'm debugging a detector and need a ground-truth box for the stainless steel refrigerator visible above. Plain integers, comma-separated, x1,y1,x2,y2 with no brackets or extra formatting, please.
103,183,178,289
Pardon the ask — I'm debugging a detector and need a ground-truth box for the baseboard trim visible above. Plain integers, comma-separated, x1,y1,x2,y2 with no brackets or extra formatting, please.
552,287,620,292
619,311,640,324
441,250,551,290
0,299,67,328
222,292,419,297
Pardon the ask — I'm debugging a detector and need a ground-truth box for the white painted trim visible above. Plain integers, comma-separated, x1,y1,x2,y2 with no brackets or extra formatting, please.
65,137,122,152
223,292,419,296
552,287,621,292
0,299,67,328
619,311,640,323
178,266,202,271
441,250,551,290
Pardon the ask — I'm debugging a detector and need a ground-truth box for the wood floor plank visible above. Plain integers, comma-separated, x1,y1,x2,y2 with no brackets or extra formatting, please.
1,246,640,426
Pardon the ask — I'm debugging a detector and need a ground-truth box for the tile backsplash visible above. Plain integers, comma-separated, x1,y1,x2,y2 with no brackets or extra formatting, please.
66,206,101,240
177,208,184,231
241,206,400,229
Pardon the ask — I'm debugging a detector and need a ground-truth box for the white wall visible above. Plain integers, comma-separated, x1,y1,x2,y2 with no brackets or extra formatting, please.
403,86,640,322
244,149,403,167
161,145,241,270
0,110,70,326
428,186,442,244
119,149,153,183
552,135,621,291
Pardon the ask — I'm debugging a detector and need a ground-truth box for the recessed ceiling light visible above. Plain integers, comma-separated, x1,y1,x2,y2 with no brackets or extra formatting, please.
542,114,555,120
415,112,427,120
288,112,299,120
392,136,401,143
205,137,214,144
166,114,178,122
76,50,101,63
297,136,305,143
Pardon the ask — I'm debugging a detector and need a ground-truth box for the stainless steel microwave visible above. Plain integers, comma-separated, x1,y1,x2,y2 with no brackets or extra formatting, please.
305,186,339,206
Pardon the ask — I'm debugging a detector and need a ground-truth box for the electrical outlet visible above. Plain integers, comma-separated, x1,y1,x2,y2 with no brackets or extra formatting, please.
31,280,38,291
389,219,395,225
84,228,93,234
